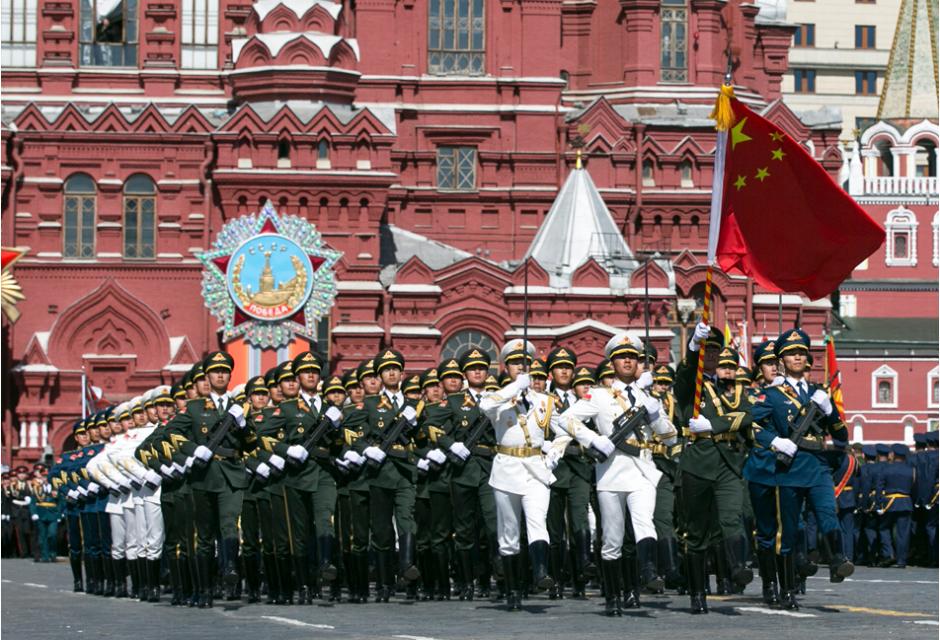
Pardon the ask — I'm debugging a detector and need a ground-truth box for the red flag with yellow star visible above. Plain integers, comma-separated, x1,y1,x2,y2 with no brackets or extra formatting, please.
714,98,884,300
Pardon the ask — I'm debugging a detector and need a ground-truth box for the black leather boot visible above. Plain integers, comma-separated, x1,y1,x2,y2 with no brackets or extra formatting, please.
278,556,294,604
778,553,800,610
149,559,162,602
128,556,139,599
574,530,597,580
262,553,279,604
528,541,554,591
318,535,338,582
375,552,391,602
197,555,214,608
824,530,855,583
70,554,84,592
757,548,780,606
621,554,641,608
137,558,149,601
398,533,420,582
658,537,682,590
434,549,451,601
688,551,708,614
723,536,755,589
457,549,474,600
638,537,665,592
502,554,522,611
602,559,622,616
548,543,564,599
222,538,240,599
245,555,261,603
114,558,128,598
103,558,116,597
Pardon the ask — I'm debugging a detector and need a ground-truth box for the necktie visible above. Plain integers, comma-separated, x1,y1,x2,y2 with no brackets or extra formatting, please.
389,393,399,413
799,382,808,401
626,386,636,406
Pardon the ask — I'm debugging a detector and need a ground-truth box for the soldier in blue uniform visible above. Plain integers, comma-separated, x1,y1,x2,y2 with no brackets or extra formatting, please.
857,445,878,564
924,431,939,565
876,443,916,568
748,329,853,610
830,441,859,563
870,443,893,565
51,421,88,591
910,432,929,565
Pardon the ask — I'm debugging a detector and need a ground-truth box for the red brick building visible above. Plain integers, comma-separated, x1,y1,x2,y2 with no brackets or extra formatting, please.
0,0,931,465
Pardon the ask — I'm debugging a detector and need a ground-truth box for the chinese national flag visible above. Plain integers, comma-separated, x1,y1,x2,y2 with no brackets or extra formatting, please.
714,98,885,300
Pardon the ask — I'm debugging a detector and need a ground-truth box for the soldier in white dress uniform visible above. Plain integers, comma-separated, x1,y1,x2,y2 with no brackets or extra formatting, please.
556,332,678,616
479,340,608,611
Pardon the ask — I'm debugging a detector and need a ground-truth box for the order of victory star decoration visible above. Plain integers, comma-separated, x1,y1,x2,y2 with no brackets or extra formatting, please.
198,201,342,348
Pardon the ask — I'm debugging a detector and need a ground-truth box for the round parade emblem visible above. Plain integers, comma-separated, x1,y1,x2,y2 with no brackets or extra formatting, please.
201,427,209,434
226,235,314,322
297,427,305,434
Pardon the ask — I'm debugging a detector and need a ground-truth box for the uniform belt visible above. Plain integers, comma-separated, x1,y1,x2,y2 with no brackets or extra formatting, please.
37,501,56,508
213,447,239,460
496,445,543,458
472,445,495,457
564,445,586,458
843,485,853,490
689,432,738,444
885,492,909,498
651,443,683,457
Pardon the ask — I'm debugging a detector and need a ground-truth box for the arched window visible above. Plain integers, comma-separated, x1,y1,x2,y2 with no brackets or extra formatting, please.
660,0,687,83
929,366,939,408
871,364,898,408
317,139,331,169
63,173,96,259
123,174,155,259
642,159,655,186
428,0,484,75
440,329,498,372
884,206,918,267
914,139,936,177
277,138,291,168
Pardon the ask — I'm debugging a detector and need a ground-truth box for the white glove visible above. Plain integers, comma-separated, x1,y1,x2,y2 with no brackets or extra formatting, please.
144,470,162,487
771,437,798,457
159,464,174,478
194,445,213,462
227,403,246,429
507,373,530,395
449,442,471,461
287,444,309,463
335,458,350,471
255,462,270,479
77,486,88,497
343,450,365,466
171,462,185,476
427,449,447,465
689,415,713,434
324,406,343,426
67,489,79,501
541,440,555,455
591,435,615,458
31,514,39,521
636,371,654,390
87,482,101,495
544,448,562,471
640,393,662,422
689,322,711,352
401,405,417,425
268,454,286,471
184,456,195,471
810,389,833,415
770,376,785,387
364,446,386,464
417,459,430,472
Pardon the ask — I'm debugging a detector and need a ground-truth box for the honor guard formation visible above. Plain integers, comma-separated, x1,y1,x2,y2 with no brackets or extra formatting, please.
12,326,938,617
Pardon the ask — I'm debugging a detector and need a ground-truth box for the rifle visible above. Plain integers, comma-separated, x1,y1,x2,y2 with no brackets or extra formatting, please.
286,410,340,468
194,399,241,469
776,402,825,468
368,411,415,469
585,406,650,463
445,413,490,468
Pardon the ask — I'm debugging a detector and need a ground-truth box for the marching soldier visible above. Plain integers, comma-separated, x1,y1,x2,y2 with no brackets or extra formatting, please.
648,364,683,591
413,367,455,600
557,333,677,616
52,422,88,591
165,351,255,608
528,359,548,393
545,347,593,599
481,340,603,612
350,349,421,602
676,345,755,613
876,443,916,568
28,473,61,562
748,329,854,610
437,349,499,601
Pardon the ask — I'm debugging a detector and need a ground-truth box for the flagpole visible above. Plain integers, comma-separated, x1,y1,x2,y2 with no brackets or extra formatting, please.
693,80,735,419
81,367,88,419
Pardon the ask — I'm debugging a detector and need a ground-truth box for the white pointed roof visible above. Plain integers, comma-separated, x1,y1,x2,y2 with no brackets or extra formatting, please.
524,159,638,289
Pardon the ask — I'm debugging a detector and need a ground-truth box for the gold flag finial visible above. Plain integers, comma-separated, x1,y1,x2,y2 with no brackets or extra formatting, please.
575,148,582,170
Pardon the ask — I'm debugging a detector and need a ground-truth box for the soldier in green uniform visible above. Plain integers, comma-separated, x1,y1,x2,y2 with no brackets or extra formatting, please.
595,359,615,388
240,376,279,603
648,364,683,590
545,347,594,599
438,349,499,601
340,359,379,604
528,358,548,393
676,343,756,614
413,367,454,600
253,363,294,604
165,351,255,608
352,349,421,602
321,372,350,602
404,374,422,401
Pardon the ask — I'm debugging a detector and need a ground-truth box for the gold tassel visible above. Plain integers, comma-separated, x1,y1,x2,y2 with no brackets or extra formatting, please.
709,84,736,132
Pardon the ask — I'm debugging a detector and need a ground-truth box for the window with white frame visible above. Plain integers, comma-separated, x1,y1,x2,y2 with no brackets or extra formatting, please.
1,0,37,67
871,364,898,408
181,0,218,69
884,206,918,267
928,366,939,408
80,0,138,67
932,210,938,267
839,294,857,317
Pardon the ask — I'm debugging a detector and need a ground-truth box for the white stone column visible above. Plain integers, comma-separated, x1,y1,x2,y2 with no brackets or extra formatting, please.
852,423,864,443
19,421,26,448
903,423,914,444
41,419,48,448
28,420,39,448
